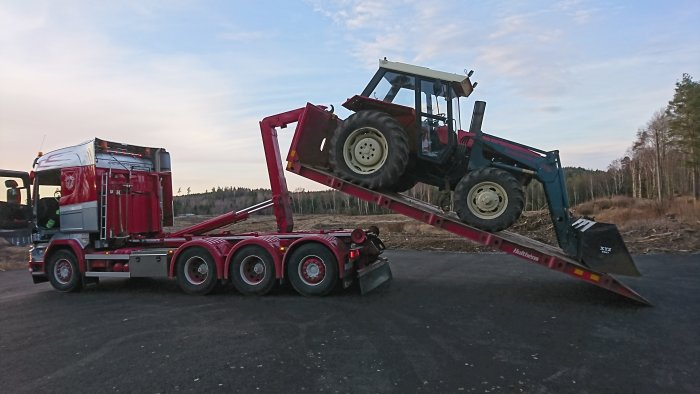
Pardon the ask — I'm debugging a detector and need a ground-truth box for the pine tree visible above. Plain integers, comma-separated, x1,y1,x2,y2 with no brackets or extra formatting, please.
667,74,700,198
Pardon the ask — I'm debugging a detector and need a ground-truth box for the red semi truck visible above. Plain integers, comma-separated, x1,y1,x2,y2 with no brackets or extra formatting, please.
4,135,390,296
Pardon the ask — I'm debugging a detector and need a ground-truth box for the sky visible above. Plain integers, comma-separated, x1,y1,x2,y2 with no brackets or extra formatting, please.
1,0,698,193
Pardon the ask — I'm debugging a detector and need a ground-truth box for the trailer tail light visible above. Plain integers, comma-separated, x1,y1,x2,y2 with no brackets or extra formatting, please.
349,249,360,260
351,229,367,244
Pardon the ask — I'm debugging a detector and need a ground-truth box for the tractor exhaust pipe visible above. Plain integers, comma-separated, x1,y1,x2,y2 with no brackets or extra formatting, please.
469,101,486,135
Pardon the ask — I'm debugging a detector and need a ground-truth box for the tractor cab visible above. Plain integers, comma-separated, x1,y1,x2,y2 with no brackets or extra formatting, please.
0,170,32,245
343,59,475,165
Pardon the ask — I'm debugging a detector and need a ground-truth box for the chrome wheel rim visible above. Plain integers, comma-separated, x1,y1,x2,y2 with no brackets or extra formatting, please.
240,255,266,286
54,259,73,285
298,255,326,286
184,256,209,285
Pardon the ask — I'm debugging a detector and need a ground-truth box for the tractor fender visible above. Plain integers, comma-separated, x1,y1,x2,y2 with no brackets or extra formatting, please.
283,235,349,279
44,239,87,273
169,238,232,279
224,236,282,280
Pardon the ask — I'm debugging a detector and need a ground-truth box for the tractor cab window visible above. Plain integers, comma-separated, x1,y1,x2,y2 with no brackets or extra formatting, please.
367,71,415,108
33,170,62,229
418,79,454,161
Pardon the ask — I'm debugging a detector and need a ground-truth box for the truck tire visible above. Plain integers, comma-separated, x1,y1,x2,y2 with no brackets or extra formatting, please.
286,243,338,296
230,245,276,296
47,249,83,292
329,110,409,190
454,168,524,232
176,247,219,295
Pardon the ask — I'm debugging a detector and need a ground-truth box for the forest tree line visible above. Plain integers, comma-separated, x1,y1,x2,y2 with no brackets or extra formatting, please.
175,74,700,216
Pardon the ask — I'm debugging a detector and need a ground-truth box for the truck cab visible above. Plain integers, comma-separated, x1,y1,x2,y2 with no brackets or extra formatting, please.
2,139,174,284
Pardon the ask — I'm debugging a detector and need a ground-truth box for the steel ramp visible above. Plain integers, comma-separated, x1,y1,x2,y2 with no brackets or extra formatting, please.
290,164,649,305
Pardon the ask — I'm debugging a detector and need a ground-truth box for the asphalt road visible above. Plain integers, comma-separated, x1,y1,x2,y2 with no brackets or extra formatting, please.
1,251,698,394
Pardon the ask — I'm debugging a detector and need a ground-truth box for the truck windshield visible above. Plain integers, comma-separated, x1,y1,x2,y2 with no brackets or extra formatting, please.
33,170,62,229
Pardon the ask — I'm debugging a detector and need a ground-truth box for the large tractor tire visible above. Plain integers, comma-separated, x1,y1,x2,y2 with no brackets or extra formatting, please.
328,110,409,190
454,168,524,232
390,171,418,193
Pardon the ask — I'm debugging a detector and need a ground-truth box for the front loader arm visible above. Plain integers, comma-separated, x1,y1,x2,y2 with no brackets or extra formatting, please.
466,101,640,276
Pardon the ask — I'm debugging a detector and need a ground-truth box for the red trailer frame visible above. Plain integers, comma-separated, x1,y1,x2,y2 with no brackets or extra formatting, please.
260,103,650,305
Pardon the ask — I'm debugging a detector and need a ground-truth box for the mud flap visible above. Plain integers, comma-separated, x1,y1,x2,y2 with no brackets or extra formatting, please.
31,274,49,284
572,219,641,277
358,257,392,294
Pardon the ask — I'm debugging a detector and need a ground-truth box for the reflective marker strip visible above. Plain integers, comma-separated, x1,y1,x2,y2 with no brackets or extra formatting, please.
590,274,600,282
572,218,596,232
574,268,584,276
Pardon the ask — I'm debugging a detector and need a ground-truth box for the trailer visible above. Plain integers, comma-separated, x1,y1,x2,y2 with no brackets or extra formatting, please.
260,103,649,304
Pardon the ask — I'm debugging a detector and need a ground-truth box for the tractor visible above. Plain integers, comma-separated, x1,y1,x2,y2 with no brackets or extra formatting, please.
329,59,528,231
327,59,639,276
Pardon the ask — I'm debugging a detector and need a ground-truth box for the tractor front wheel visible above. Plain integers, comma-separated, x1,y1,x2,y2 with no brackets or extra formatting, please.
454,168,524,232
329,110,409,190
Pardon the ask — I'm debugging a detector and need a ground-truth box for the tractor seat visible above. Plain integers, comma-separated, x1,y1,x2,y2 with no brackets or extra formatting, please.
5,179,21,204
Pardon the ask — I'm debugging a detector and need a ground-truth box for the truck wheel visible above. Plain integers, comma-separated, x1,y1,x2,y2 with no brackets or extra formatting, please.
230,245,276,296
329,110,409,190
47,249,83,292
454,168,524,232
176,247,219,295
287,243,338,296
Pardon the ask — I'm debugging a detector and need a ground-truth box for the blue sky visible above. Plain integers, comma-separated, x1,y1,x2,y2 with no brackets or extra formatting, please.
1,0,698,193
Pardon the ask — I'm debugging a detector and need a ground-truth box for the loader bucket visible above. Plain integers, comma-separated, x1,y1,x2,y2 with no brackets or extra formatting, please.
358,258,392,294
572,219,641,277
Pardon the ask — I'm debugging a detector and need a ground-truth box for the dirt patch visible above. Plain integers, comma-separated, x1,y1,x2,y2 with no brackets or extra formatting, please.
0,237,29,272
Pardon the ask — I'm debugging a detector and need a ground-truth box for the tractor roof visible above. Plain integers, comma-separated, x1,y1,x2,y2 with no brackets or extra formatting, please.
378,59,474,97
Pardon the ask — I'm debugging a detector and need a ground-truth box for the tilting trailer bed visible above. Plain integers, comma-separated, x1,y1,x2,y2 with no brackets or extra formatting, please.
260,104,650,305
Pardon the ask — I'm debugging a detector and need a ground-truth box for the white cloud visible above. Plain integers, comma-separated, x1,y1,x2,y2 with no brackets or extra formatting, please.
306,0,392,30
219,28,271,42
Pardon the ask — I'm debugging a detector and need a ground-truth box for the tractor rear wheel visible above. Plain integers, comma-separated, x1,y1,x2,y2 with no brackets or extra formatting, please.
329,110,409,190
390,172,417,193
454,168,524,232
